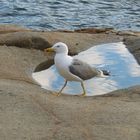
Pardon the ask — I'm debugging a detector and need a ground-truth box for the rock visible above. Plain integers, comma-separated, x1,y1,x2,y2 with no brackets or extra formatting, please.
123,36,140,64
57,28,114,34
74,27,114,34
0,79,140,140
38,31,122,55
116,31,137,36
0,24,30,34
0,45,48,84
0,25,140,140
0,32,51,50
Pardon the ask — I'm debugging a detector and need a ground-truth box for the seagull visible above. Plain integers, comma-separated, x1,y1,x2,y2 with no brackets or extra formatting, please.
45,42,109,96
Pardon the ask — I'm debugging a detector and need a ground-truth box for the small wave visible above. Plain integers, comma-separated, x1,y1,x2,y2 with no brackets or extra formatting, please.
0,0,140,31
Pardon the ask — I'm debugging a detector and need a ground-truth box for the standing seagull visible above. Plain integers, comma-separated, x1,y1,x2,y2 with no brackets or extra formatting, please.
45,42,109,96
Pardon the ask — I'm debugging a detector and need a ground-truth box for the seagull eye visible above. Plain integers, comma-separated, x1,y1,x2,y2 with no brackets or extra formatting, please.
57,45,60,48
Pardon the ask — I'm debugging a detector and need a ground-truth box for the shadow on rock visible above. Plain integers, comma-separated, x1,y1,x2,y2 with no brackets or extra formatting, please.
0,32,51,50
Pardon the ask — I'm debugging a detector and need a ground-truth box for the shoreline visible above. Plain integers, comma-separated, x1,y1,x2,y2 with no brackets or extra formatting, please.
0,24,140,140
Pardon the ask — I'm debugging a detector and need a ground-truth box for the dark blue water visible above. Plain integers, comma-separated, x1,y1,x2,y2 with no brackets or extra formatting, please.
32,42,140,96
0,0,140,31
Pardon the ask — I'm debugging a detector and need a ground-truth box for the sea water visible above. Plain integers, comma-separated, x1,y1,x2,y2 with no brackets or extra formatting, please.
0,0,140,31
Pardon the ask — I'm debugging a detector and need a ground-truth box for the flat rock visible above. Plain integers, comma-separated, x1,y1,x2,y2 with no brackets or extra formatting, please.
0,45,47,83
0,25,140,140
0,24,30,34
0,79,140,140
38,31,122,55
0,32,51,50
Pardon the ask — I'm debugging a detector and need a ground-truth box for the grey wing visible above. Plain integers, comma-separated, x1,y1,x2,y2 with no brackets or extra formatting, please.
69,59,99,80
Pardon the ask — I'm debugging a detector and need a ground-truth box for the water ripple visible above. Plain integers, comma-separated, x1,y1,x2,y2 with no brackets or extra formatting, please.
0,0,140,30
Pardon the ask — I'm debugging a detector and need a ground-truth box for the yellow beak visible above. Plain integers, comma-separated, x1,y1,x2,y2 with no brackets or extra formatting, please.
44,48,55,52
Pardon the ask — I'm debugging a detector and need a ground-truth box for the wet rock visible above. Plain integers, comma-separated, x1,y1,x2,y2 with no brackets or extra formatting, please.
74,27,114,33
123,36,140,64
0,32,51,50
57,28,114,34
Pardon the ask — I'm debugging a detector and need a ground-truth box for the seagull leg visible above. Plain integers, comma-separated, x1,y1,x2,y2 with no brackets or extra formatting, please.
56,80,68,96
80,82,86,96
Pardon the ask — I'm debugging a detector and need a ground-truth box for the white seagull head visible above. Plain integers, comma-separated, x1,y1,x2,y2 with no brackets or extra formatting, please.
45,42,68,54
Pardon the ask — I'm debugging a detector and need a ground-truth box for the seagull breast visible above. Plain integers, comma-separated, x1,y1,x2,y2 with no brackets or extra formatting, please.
54,54,82,81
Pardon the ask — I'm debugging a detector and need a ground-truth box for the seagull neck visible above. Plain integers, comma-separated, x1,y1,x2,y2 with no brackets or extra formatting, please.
56,52,68,56
55,53,69,61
